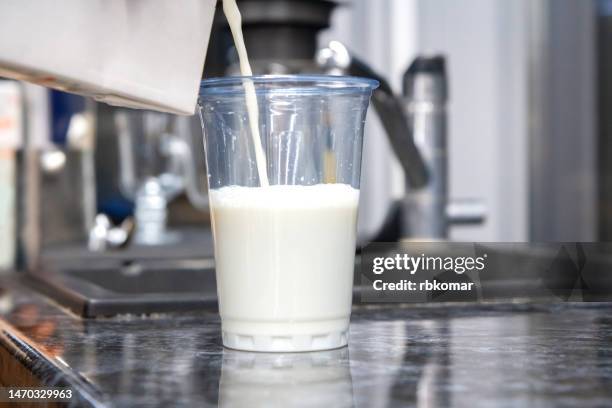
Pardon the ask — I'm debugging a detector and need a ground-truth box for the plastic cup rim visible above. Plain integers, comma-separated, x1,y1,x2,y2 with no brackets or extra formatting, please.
199,74,380,97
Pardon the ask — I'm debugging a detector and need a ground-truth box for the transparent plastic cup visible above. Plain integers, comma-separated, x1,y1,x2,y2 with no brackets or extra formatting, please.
198,75,378,352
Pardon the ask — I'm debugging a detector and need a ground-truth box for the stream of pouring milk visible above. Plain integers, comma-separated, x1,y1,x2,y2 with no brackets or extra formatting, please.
222,0,269,187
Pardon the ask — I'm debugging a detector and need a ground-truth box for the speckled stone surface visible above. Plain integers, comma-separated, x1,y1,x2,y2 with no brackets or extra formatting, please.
1,278,612,407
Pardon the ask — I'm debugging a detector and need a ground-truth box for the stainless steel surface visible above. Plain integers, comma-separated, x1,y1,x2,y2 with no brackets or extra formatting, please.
28,258,217,317
16,84,41,272
40,149,97,245
3,279,612,407
17,147,40,271
19,145,96,269
528,0,597,241
598,1,612,240
16,89,97,271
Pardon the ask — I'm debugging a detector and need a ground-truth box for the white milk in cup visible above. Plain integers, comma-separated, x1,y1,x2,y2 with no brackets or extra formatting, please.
197,0,378,352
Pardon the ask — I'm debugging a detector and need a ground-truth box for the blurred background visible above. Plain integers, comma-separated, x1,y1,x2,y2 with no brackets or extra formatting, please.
0,0,607,275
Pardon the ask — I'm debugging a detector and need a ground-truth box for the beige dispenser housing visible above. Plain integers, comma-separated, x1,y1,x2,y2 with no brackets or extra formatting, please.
0,0,217,114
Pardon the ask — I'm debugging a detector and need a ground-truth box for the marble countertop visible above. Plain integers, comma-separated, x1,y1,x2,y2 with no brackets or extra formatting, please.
1,278,612,407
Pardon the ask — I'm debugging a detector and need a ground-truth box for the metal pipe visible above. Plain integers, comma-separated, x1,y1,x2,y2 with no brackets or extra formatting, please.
402,56,448,239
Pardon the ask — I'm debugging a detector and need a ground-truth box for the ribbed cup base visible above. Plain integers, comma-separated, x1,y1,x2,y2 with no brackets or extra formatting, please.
221,318,350,352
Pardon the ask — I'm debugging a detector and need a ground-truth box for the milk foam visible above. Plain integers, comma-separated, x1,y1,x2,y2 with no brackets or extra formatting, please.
210,183,360,208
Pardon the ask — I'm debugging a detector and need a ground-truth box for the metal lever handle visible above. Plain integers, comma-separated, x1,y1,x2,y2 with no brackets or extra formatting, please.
317,41,428,188
447,199,486,225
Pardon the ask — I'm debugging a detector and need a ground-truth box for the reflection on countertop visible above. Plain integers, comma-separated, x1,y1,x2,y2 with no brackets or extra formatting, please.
219,349,353,407
1,278,612,407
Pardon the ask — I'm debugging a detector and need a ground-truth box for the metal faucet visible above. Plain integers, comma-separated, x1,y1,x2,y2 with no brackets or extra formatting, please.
318,44,485,240
317,41,428,189
402,56,485,239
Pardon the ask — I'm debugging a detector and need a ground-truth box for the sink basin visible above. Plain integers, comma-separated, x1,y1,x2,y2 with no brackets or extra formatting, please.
27,259,218,317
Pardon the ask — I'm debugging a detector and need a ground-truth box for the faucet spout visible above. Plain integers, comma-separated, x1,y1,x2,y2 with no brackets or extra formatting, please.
317,41,429,188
